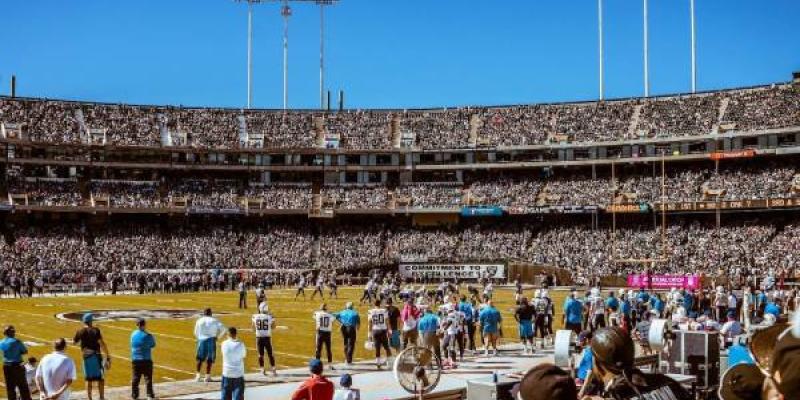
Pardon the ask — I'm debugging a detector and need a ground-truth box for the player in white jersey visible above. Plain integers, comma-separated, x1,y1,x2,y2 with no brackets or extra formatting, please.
368,300,391,369
588,288,606,332
483,282,494,301
311,275,325,300
251,302,276,375
442,306,466,365
254,284,266,306
360,280,374,305
313,304,335,367
294,276,307,300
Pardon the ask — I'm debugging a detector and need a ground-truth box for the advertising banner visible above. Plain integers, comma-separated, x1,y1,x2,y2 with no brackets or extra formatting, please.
627,274,702,290
399,263,506,280
460,206,504,217
709,149,756,160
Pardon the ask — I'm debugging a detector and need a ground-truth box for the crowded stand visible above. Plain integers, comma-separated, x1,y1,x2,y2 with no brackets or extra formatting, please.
89,180,163,208
320,184,389,209
4,163,799,210
703,164,797,200
244,111,316,149
556,100,635,142
636,93,720,137
7,178,83,206
538,174,613,207
2,84,798,149
2,217,798,285
81,103,161,146
244,183,312,209
478,105,553,147
404,109,472,149
395,182,464,208
467,177,544,208
325,111,393,150
383,227,460,262
724,85,800,131
168,179,242,210
318,226,387,270
164,108,240,148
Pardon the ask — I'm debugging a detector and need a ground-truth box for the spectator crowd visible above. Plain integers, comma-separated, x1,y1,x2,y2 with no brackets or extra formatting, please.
2,84,797,149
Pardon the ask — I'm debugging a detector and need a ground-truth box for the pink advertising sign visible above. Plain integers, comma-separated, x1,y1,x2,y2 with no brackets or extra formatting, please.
627,274,701,290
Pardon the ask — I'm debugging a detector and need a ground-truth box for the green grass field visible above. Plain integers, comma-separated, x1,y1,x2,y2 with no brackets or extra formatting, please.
1,287,567,389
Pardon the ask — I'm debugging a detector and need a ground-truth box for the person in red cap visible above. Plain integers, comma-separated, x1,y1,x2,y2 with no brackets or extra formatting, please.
291,359,334,400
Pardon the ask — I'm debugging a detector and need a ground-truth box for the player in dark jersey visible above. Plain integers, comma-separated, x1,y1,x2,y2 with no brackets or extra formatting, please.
328,276,338,299
514,297,536,354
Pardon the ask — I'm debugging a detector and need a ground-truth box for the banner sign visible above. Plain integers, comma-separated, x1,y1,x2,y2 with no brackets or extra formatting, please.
605,203,650,213
627,274,702,290
461,206,504,217
655,197,800,212
399,263,506,280
187,207,245,215
709,149,756,160
508,205,599,215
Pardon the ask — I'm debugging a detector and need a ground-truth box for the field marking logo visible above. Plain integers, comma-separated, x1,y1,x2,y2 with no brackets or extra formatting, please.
56,309,231,322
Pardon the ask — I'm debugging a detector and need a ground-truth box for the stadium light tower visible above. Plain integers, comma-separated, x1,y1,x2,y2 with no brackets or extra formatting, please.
233,0,338,110
317,0,335,110
281,0,291,110
643,0,649,97
234,0,265,109
597,0,604,101
690,0,697,93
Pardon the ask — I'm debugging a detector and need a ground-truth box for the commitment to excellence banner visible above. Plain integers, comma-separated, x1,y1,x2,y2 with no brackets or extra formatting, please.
627,274,701,290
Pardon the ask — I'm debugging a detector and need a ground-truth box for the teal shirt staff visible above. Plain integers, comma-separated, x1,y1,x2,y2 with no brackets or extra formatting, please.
0,337,27,364
418,312,440,333
479,306,502,334
130,329,156,361
335,309,360,327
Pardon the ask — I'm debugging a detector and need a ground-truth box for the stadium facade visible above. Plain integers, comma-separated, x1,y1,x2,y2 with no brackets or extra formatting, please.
0,78,798,283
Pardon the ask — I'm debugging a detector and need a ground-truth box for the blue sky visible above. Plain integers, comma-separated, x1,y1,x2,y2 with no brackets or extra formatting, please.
2,1,798,109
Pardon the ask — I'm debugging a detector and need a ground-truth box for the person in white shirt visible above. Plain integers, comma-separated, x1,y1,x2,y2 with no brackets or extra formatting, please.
35,339,76,400
220,328,246,400
442,306,465,366
194,308,226,382
252,303,276,376
333,373,360,400
313,304,335,368
368,300,391,369
25,357,38,395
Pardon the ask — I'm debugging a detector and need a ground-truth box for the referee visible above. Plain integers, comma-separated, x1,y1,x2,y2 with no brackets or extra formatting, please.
1,326,32,400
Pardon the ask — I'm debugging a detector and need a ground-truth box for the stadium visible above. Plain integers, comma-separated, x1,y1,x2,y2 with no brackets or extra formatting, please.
1,1,799,400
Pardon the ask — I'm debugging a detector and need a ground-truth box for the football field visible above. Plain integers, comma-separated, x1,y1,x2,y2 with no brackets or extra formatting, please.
0,287,568,388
